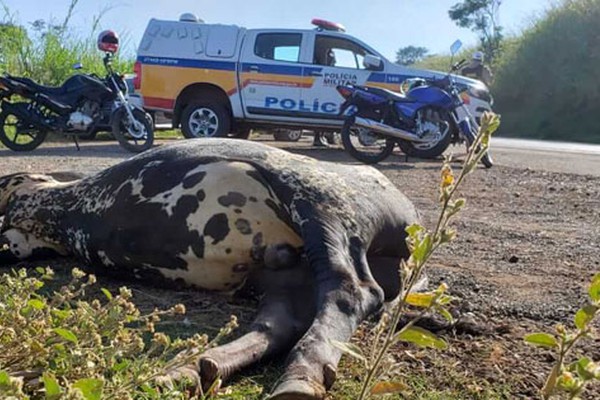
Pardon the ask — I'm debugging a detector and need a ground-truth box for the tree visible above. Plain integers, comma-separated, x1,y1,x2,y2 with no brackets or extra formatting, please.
395,46,429,66
449,0,503,62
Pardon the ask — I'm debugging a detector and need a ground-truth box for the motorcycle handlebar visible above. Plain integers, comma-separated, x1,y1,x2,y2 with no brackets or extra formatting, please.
452,59,467,72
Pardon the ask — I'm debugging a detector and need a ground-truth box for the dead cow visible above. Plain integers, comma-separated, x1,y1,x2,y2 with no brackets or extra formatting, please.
0,139,421,399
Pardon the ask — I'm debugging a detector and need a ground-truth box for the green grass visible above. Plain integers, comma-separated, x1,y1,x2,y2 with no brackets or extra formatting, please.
328,354,514,400
415,0,600,144
155,129,182,140
491,0,600,143
0,0,133,86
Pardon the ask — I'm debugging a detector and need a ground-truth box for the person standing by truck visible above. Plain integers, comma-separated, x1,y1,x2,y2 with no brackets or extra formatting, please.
460,51,494,87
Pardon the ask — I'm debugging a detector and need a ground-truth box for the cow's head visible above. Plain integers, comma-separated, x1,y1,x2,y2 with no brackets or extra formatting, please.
0,173,60,216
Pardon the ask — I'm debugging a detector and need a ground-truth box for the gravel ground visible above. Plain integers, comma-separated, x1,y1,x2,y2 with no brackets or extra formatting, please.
1,135,599,398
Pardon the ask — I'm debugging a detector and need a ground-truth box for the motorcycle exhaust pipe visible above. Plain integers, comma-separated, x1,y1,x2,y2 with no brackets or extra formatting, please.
2,102,54,130
354,117,430,143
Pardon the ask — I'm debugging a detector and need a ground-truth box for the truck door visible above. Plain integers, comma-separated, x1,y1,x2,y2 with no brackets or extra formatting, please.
301,33,382,122
239,31,309,121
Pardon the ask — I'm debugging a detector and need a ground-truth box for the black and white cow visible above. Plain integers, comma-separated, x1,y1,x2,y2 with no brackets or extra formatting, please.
0,139,421,399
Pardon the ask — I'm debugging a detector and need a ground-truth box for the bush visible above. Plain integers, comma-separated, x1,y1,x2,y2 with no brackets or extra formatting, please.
0,267,237,399
492,0,600,143
0,1,133,85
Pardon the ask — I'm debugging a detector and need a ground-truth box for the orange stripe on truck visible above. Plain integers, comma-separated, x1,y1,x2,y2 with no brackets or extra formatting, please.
143,96,175,110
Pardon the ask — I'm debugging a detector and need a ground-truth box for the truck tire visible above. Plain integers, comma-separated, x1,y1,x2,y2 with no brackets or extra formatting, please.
273,130,302,142
181,100,231,138
324,131,339,145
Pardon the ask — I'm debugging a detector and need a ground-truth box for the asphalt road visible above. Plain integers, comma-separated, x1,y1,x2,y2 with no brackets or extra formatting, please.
1,135,599,177
489,137,600,176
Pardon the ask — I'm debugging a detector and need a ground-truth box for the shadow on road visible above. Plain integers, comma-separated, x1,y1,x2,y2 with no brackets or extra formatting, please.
0,143,135,159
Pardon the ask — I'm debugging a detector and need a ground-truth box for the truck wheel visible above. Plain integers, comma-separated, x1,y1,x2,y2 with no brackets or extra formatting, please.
324,131,339,145
273,130,302,142
181,101,231,138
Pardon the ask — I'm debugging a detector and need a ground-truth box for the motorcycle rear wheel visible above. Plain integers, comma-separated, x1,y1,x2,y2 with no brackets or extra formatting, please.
341,117,395,164
0,110,47,151
112,107,154,153
397,108,453,159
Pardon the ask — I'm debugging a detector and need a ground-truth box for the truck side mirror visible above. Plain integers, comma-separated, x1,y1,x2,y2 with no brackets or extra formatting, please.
363,54,382,71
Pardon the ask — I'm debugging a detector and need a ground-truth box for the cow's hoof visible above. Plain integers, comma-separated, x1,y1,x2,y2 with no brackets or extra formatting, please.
156,364,202,394
268,378,326,400
199,357,221,391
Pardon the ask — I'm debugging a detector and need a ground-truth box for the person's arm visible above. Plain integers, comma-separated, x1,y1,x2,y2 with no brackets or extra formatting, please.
483,66,494,86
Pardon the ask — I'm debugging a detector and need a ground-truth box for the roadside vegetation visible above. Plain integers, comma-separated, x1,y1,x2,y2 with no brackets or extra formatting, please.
414,0,600,144
0,0,131,86
491,0,600,144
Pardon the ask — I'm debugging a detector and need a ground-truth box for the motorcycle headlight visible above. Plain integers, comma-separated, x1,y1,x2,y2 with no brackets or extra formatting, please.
468,85,493,106
111,73,127,94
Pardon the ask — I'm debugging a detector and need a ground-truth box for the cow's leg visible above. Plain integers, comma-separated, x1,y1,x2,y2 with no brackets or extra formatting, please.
199,266,316,390
269,223,385,400
167,263,317,391
0,228,65,265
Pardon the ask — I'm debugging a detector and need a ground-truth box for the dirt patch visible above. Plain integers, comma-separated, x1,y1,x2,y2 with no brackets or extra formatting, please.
1,136,599,398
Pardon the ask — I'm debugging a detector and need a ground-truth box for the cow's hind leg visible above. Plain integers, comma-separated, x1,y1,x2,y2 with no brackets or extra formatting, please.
169,265,316,392
269,222,385,399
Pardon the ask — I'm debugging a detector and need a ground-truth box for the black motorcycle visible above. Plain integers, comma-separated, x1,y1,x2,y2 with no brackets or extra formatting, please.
0,52,153,153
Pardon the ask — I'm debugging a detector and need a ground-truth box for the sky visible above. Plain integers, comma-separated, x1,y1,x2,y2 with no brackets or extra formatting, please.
3,0,552,60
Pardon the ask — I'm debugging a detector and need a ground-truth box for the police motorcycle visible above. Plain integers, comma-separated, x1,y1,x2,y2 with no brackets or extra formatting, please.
337,40,493,168
0,30,154,153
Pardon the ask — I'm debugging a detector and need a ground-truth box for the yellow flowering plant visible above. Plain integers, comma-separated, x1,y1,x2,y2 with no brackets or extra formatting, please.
525,274,600,399
332,111,500,399
0,267,237,399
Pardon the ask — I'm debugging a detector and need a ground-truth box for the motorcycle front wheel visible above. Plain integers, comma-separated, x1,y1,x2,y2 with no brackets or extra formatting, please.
112,107,154,153
397,108,453,159
0,109,47,151
341,117,395,164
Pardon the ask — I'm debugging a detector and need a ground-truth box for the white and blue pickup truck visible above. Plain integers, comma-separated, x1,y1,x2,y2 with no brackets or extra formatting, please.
134,14,493,139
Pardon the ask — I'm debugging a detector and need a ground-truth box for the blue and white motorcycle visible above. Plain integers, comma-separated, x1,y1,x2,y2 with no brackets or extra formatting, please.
337,41,493,168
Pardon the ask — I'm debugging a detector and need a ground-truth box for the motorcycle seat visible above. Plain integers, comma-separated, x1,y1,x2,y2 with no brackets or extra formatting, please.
10,76,68,96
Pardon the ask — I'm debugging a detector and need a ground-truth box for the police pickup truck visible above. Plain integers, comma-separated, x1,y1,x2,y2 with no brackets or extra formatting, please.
135,14,493,139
